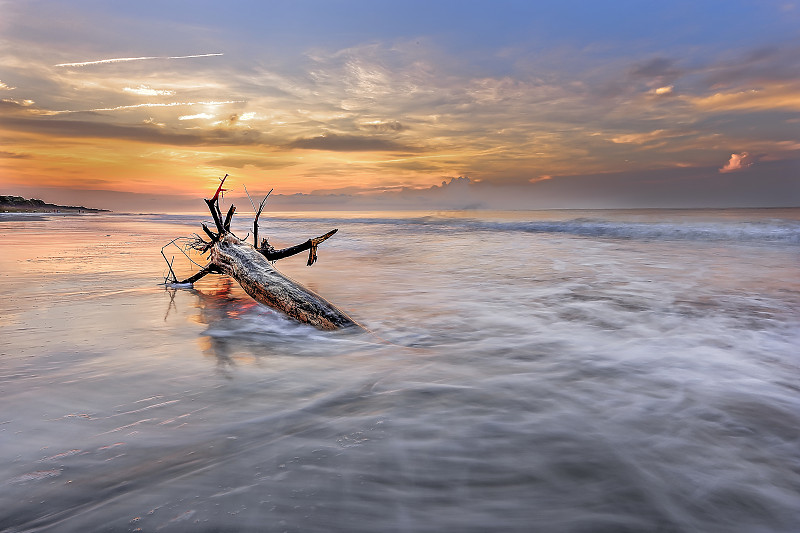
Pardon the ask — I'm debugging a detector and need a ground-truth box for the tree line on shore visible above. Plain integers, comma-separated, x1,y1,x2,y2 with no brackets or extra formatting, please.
0,195,107,213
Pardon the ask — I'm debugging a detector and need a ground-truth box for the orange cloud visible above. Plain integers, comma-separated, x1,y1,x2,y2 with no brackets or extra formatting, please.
689,84,800,112
719,151,755,173
611,130,666,144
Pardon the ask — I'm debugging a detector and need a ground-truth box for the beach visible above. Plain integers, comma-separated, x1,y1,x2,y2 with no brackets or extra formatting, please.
1,208,799,532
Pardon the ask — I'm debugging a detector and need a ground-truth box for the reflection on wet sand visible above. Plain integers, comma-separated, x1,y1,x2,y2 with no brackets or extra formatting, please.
166,277,364,371
189,278,262,371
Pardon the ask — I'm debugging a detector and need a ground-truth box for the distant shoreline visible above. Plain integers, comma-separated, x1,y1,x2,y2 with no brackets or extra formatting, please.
0,195,109,213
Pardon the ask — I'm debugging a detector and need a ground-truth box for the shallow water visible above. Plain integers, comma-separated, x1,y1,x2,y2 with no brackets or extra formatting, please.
1,209,799,532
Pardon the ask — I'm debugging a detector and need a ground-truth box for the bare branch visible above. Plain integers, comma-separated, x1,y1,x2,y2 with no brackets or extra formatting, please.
308,229,338,266
203,174,228,232
176,263,220,285
160,244,178,283
259,228,338,265
258,189,272,212
212,174,228,203
202,223,217,242
223,204,236,232
243,184,257,212
204,199,224,233
253,188,273,248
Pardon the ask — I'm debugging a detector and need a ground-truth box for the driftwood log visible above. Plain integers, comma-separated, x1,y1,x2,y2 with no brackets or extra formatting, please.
166,177,359,330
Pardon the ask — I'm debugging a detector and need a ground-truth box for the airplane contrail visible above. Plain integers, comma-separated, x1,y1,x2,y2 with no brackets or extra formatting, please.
47,100,243,114
55,53,223,68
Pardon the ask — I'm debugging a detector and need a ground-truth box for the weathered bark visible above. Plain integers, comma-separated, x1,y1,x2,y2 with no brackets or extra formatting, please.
167,177,359,330
212,234,357,330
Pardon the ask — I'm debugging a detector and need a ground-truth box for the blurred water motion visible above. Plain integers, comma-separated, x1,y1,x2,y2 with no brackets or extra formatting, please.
1,209,799,532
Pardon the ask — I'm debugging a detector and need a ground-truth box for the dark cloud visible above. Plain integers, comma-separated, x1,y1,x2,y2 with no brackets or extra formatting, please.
0,99,277,147
286,133,420,152
703,45,800,87
0,114,270,147
270,177,486,210
745,46,780,62
630,57,682,82
205,156,298,170
383,160,444,172
0,150,31,159
694,110,800,142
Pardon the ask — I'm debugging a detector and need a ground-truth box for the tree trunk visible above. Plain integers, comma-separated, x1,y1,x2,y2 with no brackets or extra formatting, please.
211,234,358,330
166,176,359,331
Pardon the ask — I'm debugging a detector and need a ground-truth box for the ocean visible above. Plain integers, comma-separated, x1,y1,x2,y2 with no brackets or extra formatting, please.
1,208,799,532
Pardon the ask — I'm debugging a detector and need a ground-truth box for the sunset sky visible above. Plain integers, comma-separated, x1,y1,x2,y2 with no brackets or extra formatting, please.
1,0,799,211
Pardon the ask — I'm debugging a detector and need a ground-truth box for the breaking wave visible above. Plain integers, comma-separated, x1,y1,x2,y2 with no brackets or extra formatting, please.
142,208,800,244
261,215,800,244
466,218,800,243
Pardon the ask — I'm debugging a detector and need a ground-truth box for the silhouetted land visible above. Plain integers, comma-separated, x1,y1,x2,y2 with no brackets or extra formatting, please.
0,195,108,213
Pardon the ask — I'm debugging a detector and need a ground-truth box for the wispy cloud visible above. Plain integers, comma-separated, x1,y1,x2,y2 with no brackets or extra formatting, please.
54,53,223,68
611,130,667,144
631,57,682,79
360,120,406,132
54,100,243,114
123,85,175,96
0,80,14,90
179,113,214,120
